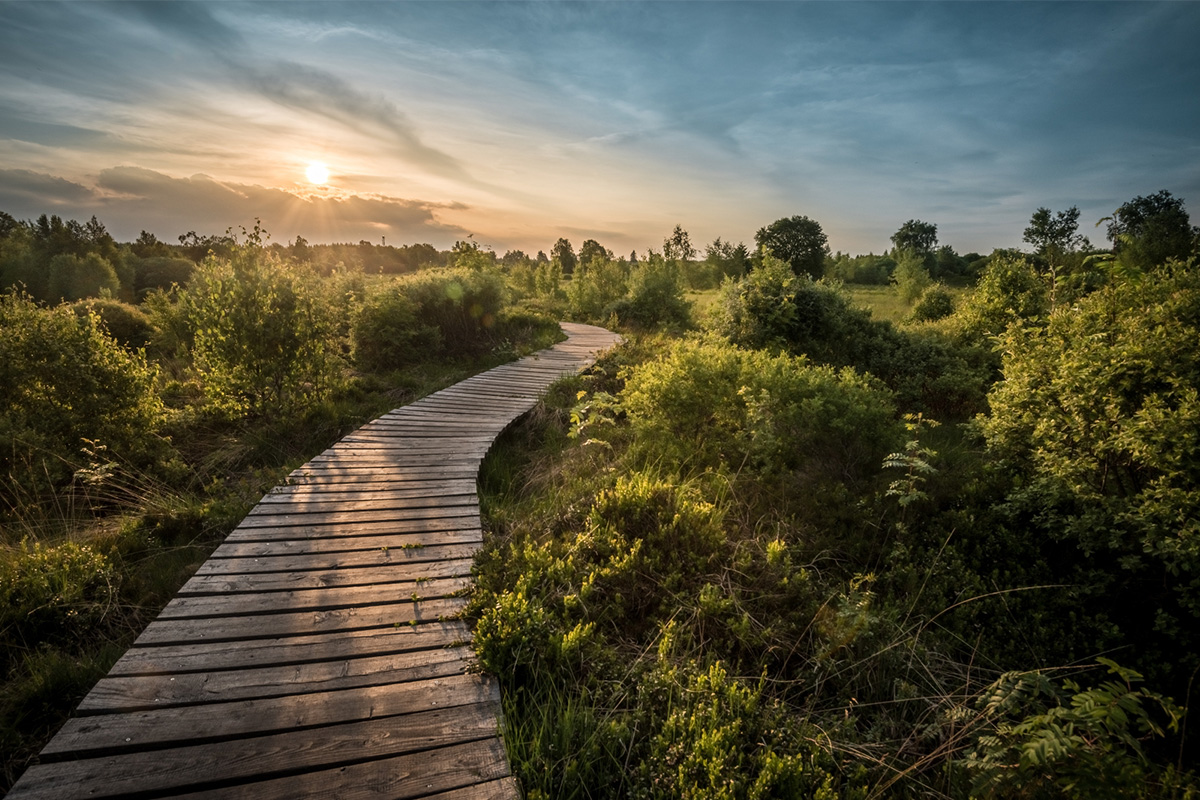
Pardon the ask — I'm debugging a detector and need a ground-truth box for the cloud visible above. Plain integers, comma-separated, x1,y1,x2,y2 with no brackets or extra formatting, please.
0,169,98,207
1,166,471,246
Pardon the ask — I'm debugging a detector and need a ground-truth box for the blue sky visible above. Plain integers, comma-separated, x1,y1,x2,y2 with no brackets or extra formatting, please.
1,1,1197,257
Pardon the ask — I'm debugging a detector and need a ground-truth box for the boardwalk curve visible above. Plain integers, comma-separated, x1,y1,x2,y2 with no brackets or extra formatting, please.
8,322,622,800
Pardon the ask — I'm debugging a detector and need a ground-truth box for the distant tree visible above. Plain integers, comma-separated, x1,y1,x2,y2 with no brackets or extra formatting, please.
1105,190,1196,271
132,230,169,259
0,211,20,240
46,252,120,302
536,250,549,263
501,249,530,268
663,225,696,263
1023,206,1089,307
754,215,829,279
289,235,312,263
551,238,577,276
704,238,750,282
579,239,609,267
890,219,938,256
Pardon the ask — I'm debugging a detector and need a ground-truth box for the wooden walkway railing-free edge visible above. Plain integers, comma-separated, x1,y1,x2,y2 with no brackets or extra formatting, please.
7,322,623,800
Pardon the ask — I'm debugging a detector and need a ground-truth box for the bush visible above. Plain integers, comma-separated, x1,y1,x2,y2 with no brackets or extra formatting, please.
0,291,163,509
70,299,154,349
891,249,933,305
948,251,1048,341
180,238,343,418
397,267,507,357
611,253,690,330
621,337,901,480
132,256,196,296
567,256,628,323
45,253,120,302
351,288,440,371
905,284,955,323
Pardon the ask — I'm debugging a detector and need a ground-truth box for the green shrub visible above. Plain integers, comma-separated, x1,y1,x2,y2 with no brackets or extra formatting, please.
0,291,163,509
70,298,154,349
621,337,901,480
0,541,117,669
611,253,690,330
396,267,507,357
567,256,628,322
891,249,933,305
948,251,1049,341
45,253,120,302
350,287,440,371
132,255,195,296
905,284,955,323
180,238,342,418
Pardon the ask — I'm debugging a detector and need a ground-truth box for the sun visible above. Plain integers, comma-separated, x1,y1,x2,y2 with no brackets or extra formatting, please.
305,162,330,185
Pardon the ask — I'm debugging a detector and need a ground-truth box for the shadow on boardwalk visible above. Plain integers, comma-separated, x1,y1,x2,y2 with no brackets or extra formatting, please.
7,322,622,800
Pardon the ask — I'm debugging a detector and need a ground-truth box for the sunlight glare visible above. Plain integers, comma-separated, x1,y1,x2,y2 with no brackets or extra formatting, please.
305,162,330,185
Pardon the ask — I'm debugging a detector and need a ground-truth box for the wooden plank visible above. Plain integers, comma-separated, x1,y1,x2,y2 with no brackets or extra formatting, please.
133,596,467,645
86,643,474,711
11,702,503,800
224,517,482,542
44,673,494,758
196,544,482,574
169,740,514,800
234,501,480,528
211,532,481,559
108,621,471,676
257,478,477,503
160,575,471,618
181,558,475,595
247,492,478,516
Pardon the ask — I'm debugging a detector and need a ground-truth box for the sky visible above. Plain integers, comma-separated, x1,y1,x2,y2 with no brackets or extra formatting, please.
1,1,1198,258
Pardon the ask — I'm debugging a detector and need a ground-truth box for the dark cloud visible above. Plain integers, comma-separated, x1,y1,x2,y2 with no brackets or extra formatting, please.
0,169,99,208
1,166,471,246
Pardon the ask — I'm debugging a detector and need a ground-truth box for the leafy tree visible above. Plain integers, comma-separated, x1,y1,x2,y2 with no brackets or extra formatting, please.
890,219,938,256
704,238,750,283
1024,206,1090,306
132,230,169,259
891,249,932,305
501,249,530,268
1105,190,1196,271
567,254,628,322
578,238,609,267
754,215,828,279
662,224,696,263
610,252,689,329
450,239,494,271
46,252,120,302
551,237,577,276
948,251,1048,341
181,229,342,418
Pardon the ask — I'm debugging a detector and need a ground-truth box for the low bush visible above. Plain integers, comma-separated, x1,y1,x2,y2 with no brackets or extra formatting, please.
70,298,154,349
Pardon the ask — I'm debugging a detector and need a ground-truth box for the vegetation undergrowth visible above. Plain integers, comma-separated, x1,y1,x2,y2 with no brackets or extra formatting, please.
473,251,1200,797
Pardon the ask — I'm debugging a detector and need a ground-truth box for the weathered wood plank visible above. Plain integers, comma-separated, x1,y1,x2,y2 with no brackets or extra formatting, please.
247,492,478,516
196,543,482,574
160,575,471,618
170,741,514,800
45,673,493,758
108,621,471,676
234,501,480,528
12,702,502,800
85,643,474,711
223,516,482,542
134,596,467,644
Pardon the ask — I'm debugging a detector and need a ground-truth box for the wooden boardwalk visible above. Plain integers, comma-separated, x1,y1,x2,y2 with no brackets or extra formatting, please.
8,322,622,800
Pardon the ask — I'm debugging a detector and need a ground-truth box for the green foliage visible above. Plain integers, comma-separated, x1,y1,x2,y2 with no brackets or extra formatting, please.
826,252,893,285
905,283,955,323
351,285,439,371
891,219,938,256
70,298,154,350
947,251,1048,341
392,267,507,356
961,659,1185,799
180,234,343,418
567,256,629,323
754,215,829,279
0,541,116,671
0,291,163,510
611,253,690,330
980,265,1200,650
45,252,120,302
891,249,933,305
621,337,900,480
1105,190,1197,272
131,255,196,296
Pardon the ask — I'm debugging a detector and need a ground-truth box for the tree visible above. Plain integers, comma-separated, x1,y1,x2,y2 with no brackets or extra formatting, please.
551,238,576,276
1105,190,1196,271
705,238,750,281
663,225,696,263
890,219,938,256
1023,206,1087,307
579,239,609,267
754,216,829,279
